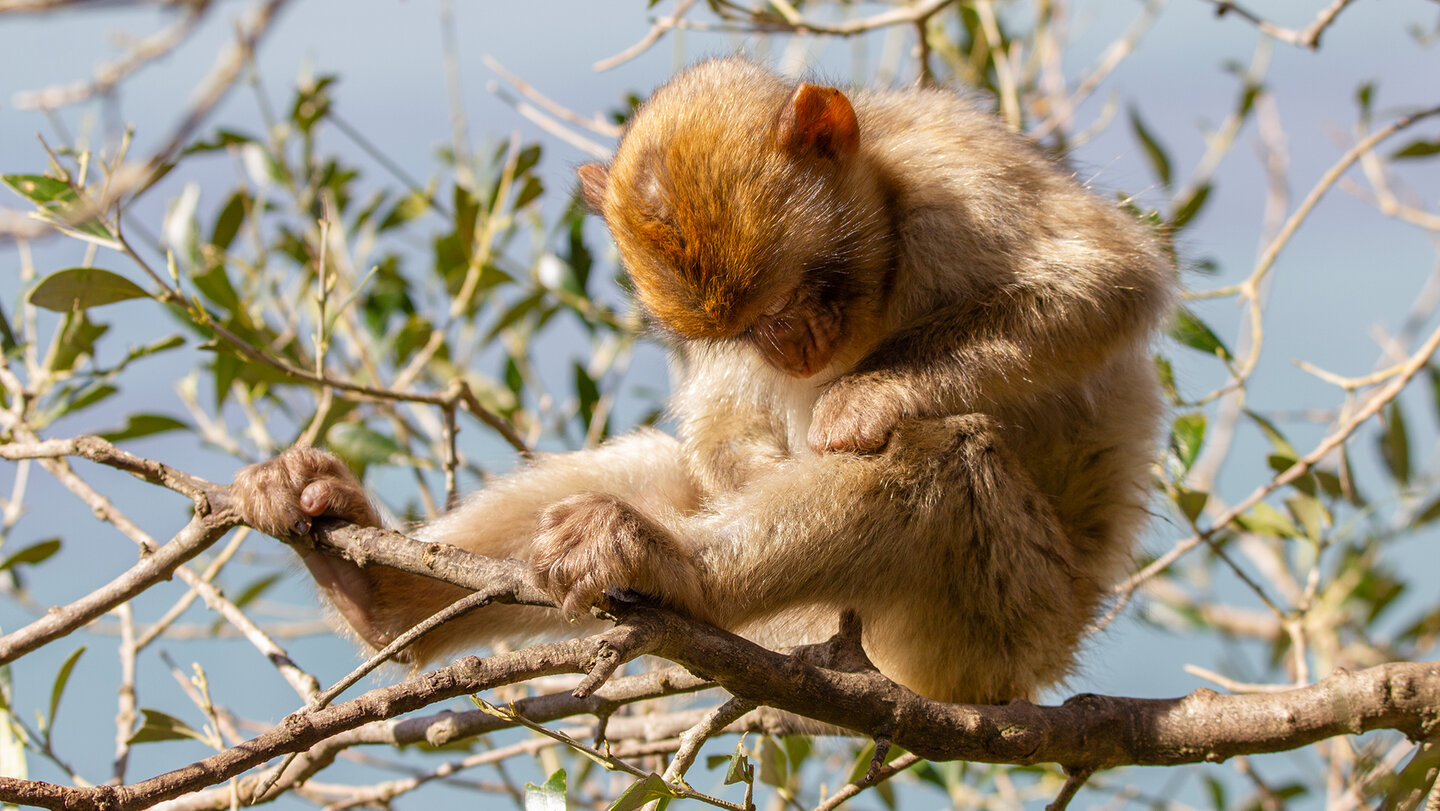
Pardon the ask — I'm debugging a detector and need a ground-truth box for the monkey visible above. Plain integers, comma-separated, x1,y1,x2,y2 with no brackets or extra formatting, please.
232,57,1174,704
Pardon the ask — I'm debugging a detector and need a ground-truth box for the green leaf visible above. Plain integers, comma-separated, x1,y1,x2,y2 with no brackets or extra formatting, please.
1391,139,1440,160
30,268,149,312
524,768,566,811
1233,501,1300,539
1170,412,1206,472
1314,468,1344,501
723,738,754,786
1338,444,1366,507
2,176,115,247
0,539,61,572
180,129,255,155
606,774,674,811
98,414,189,443
1128,106,1172,189
1245,410,1299,458
1154,355,1178,402
1266,454,1316,497
1414,495,1440,526
574,363,601,434
47,646,85,735
1203,775,1227,811
484,291,545,343
327,423,406,469
512,144,542,181
1169,183,1211,231
514,175,544,209
191,265,240,313
209,191,248,252
378,191,431,232
1168,308,1232,361
0,297,16,356
3,174,71,205
1284,494,1327,542
563,208,594,294
1355,82,1375,118
758,735,788,788
47,311,108,374
231,573,280,611
127,709,207,744
1379,400,1411,486
782,734,812,770
1174,487,1208,524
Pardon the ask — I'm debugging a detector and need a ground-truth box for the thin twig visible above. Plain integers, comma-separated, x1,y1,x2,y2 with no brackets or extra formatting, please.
813,753,921,811
1046,767,1095,811
1204,0,1358,49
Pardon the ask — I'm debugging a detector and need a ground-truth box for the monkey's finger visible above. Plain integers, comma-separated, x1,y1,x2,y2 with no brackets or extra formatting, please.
299,479,377,526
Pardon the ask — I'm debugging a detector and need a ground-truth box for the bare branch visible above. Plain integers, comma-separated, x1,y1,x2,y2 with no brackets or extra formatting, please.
0,513,227,666
1204,0,1359,50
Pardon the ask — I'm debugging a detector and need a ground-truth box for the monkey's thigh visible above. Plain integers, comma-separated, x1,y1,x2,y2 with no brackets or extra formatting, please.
785,413,1086,704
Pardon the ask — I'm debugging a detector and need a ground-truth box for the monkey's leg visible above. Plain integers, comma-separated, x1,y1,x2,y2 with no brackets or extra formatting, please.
234,429,697,665
697,413,1090,703
520,415,1088,703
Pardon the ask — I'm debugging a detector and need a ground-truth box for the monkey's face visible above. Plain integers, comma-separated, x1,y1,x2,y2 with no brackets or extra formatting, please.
577,61,893,379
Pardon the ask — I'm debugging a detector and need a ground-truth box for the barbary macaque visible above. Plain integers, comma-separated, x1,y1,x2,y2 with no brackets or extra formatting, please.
233,58,1174,704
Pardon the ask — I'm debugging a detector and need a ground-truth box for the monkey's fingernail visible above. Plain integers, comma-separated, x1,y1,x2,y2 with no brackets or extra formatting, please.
292,517,310,534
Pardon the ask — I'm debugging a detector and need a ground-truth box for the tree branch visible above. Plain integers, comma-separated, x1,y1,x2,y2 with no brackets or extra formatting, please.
0,444,1437,810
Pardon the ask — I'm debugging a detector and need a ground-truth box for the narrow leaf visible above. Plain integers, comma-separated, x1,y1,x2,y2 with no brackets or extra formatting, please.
1169,183,1212,231
0,298,17,355
1168,308,1232,361
1284,494,1327,542
1233,501,1300,539
1245,410,1299,458
1391,139,1440,160
0,539,60,572
128,709,207,744
209,191,248,251
98,414,188,443
47,646,85,732
1128,106,1173,189
1414,495,1440,526
1379,400,1411,486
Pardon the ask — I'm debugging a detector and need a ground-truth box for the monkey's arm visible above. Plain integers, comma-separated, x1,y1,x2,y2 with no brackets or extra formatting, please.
812,251,1173,453
232,429,701,665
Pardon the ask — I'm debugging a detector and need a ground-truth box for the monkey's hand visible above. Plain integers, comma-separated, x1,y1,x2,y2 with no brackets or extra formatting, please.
232,448,398,651
809,376,906,454
530,493,707,623
231,447,380,537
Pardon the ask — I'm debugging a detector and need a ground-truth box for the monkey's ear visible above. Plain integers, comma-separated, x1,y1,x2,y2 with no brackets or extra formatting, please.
577,163,610,213
776,83,859,162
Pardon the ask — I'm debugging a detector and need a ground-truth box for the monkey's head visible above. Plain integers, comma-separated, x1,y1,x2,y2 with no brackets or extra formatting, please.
578,59,895,379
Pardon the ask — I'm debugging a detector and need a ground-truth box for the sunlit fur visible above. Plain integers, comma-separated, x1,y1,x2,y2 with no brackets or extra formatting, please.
234,58,1174,704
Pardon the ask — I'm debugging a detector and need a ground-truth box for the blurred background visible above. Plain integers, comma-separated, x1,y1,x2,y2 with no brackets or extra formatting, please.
1,1,1438,808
